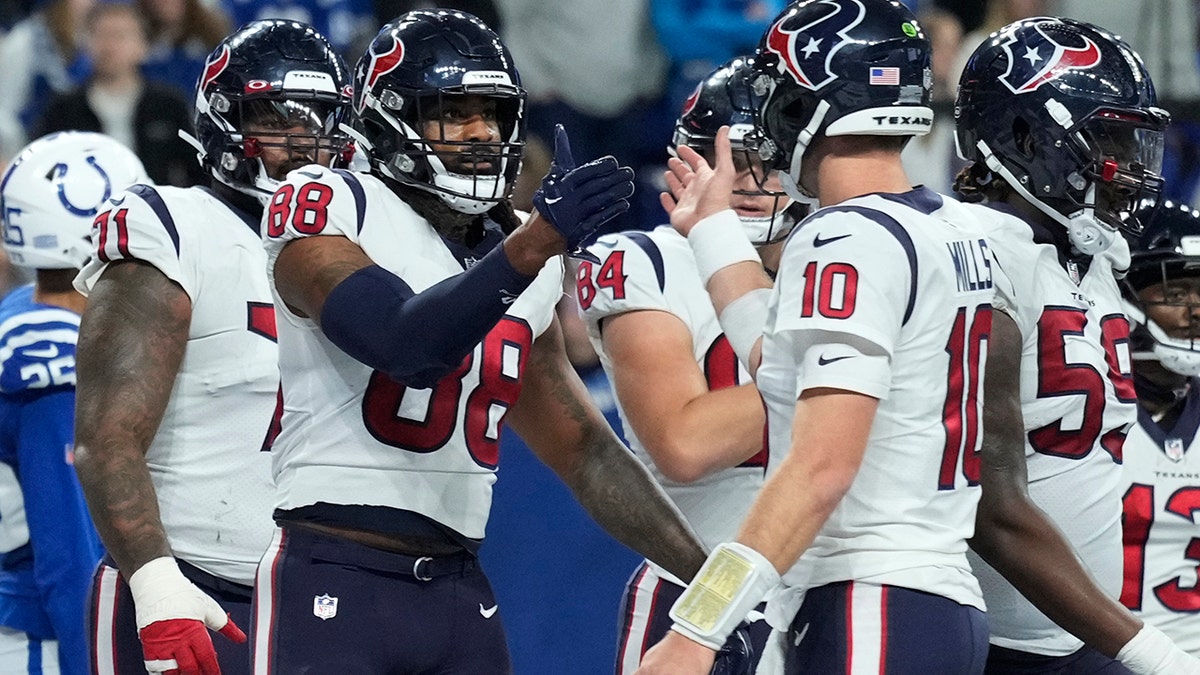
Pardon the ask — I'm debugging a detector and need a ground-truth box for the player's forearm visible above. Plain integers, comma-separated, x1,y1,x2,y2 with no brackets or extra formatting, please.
646,385,765,483
737,391,873,571
511,320,707,580
735,443,853,572
73,441,172,574
569,428,708,581
970,494,1140,657
74,261,189,575
705,261,772,317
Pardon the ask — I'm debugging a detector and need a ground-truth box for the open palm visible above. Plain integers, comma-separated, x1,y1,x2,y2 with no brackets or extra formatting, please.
660,126,737,237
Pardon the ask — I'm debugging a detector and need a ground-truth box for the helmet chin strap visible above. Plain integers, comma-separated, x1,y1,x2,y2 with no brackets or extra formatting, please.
780,100,830,202
425,151,505,215
1124,299,1200,376
976,139,1114,256
179,128,277,206
367,103,505,215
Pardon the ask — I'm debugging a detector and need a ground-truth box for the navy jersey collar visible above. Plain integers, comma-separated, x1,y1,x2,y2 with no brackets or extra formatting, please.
875,186,943,215
441,219,505,270
200,186,263,236
1137,378,1200,455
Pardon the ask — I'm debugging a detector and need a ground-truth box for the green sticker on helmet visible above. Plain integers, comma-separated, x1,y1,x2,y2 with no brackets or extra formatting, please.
902,22,918,37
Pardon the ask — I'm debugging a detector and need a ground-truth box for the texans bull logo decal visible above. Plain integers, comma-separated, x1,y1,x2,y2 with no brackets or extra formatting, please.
998,20,1103,94
680,83,701,116
765,0,865,91
358,35,405,113
200,46,230,93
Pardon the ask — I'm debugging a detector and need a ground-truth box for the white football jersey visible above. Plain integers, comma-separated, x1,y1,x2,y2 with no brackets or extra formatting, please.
263,167,562,540
578,226,766,571
968,207,1136,655
758,188,992,610
1120,391,1200,656
74,185,279,586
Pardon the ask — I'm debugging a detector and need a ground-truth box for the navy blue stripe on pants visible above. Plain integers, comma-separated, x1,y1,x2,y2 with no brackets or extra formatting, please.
614,561,771,674
787,581,989,675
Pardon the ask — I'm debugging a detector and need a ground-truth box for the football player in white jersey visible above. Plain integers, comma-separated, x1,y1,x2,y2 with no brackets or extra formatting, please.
638,1,997,672
955,16,1200,675
1119,201,1200,656
578,56,801,674
0,132,147,675
71,21,354,675
252,11,706,674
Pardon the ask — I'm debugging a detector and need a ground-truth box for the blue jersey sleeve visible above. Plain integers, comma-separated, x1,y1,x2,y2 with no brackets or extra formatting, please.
16,390,101,675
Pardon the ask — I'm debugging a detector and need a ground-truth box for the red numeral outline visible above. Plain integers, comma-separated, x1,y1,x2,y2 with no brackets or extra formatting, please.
938,304,991,490
266,182,333,238
576,260,596,310
800,261,859,319
1030,307,1130,461
1122,484,1200,612
94,208,130,262
703,335,766,469
361,316,533,469
575,251,628,311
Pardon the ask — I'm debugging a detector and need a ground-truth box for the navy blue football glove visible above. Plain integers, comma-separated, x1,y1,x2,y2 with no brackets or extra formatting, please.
532,125,635,260
710,624,756,675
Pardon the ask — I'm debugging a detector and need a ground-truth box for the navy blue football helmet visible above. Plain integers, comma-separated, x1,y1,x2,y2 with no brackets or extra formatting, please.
753,0,933,199
955,17,1169,255
672,56,800,245
188,20,353,202
351,10,526,215
1123,201,1200,375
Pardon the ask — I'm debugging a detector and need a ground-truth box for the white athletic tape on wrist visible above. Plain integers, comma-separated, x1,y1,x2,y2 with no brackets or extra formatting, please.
719,288,770,371
688,210,759,288
669,542,782,650
128,556,225,631
1117,623,1200,674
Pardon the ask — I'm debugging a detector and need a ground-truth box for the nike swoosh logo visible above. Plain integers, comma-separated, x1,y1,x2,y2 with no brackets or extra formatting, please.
110,196,126,206
23,345,60,359
813,233,851,247
543,196,563,205
479,603,498,619
817,354,853,366
794,622,810,646
297,169,323,179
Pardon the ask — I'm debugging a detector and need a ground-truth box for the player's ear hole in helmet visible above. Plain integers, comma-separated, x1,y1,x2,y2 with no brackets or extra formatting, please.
348,10,526,216
953,16,1169,256
184,20,354,204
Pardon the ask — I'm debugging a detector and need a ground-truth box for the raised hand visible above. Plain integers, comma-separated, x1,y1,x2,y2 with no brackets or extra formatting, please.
131,558,246,675
532,125,635,253
661,126,737,237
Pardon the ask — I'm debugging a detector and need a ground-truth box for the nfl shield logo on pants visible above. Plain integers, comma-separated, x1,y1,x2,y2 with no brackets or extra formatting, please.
313,594,338,620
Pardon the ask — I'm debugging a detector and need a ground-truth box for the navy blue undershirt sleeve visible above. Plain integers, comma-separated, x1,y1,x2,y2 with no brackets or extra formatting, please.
320,245,537,388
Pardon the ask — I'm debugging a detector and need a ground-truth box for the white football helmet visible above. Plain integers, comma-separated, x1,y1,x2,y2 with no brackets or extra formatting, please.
0,132,150,270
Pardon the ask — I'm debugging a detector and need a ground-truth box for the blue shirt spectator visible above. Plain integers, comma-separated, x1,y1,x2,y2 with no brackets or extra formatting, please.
220,0,374,57
0,0,90,163
136,0,231,98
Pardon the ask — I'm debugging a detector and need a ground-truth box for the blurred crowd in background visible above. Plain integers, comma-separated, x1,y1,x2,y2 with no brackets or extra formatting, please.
1,0,1199,368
